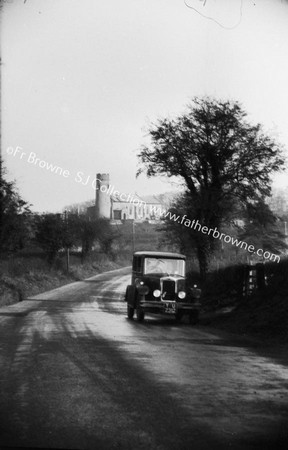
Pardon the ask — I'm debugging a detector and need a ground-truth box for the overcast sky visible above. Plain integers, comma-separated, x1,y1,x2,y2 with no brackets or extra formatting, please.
1,0,288,212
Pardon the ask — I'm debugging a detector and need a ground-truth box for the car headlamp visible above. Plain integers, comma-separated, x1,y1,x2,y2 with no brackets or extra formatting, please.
178,291,186,299
153,289,161,298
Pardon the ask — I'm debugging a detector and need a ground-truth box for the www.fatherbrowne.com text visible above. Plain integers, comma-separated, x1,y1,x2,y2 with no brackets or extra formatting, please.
150,205,280,264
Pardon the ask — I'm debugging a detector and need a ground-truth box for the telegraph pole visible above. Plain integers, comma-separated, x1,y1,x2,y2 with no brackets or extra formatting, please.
64,210,70,272
132,219,135,254
0,56,3,246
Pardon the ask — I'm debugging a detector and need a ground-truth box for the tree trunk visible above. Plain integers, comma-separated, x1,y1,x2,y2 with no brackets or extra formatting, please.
197,244,208,281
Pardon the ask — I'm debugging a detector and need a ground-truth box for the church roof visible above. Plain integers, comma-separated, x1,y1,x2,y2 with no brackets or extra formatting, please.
111,193,162,204
111,192,143,203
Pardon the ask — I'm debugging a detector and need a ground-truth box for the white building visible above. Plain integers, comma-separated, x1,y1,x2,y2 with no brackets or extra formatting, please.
87,173,165,222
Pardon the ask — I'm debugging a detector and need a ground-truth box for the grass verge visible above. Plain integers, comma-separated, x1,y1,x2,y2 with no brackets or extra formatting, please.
198,259,288,343
0,251,129,308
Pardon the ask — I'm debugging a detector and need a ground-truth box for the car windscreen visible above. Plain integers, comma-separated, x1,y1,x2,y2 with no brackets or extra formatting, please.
143,258,185,276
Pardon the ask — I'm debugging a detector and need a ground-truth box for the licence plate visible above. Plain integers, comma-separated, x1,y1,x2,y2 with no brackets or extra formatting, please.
164,302,176,314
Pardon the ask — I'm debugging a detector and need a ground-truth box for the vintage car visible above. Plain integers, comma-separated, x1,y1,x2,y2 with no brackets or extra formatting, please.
125,251,201,323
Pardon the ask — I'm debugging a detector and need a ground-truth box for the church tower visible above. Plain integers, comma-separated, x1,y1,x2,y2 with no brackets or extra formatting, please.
95,173,111,219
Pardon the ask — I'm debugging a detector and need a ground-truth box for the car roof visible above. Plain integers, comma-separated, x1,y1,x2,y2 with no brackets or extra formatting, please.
133,251,186,259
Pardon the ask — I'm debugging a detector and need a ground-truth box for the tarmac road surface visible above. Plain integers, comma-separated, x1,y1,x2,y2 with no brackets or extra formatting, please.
0,267,288,450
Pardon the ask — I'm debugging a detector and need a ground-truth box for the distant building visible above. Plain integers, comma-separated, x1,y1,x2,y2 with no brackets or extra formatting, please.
87,173,165,222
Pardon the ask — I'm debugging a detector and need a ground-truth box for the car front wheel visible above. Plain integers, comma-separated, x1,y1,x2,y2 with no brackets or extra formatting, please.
189,311,199,325
175,311,183,323
136,305,145,322
127,304,134,319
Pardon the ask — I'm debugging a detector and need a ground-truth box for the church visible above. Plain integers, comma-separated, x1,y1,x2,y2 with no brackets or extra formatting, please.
87,173,165,222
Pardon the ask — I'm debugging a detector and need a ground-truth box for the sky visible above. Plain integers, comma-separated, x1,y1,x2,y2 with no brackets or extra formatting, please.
1,0,288,212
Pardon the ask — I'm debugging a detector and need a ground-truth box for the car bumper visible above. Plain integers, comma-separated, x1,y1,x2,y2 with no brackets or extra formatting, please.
139,300,201,314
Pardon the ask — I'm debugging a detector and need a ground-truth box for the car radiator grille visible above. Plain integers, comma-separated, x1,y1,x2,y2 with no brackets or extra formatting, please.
162,280,176,300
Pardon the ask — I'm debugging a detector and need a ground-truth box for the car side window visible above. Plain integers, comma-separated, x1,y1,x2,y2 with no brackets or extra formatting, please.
133,256,142,273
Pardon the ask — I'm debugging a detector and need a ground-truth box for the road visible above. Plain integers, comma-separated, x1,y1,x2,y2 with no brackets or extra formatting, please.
0,267,288,450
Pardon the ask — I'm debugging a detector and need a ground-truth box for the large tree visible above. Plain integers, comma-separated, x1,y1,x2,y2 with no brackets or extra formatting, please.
0,157,32,253
63,214,119,262
238,198,288,259
34,213,67,264
137,97,286,278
